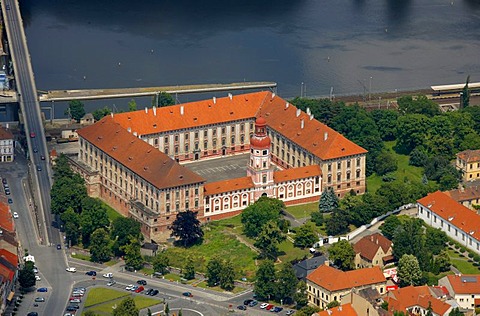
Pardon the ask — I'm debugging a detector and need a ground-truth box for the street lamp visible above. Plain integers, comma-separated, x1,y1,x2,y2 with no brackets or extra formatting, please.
369,77,372,102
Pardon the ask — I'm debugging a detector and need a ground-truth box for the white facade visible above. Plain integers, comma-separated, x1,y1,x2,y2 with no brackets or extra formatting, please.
0,137,14,162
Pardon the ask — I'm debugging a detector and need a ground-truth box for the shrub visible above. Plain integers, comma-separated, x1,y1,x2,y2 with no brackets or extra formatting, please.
468,253,474,258
460,247,467,252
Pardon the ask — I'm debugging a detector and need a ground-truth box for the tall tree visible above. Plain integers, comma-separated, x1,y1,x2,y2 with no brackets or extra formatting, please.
18,263,36,288
112,297,139,316
397,95,440,117
111,217,142,256
153,92,175,107
254,260,276,301
152,253,170,275
397,254,422,287
461,75,470,108
294,223,317,249
80,197,109,247
128,99,137,111
294,280,308,309
61,207,81,246
121,237,143,270
183,257,196,280
425,227,447,255
219,260,235,291
275,263,297,303
206,257,223,287
89,228,112,263
66,100,86,122
50,176,87,214
254,220,286,260
392,218,424,261
170,210,203,247
328,240,355,271
326,209,349,236
319,187,339,213
241,197,284,238
92,106,112,121
380,215,401,240
374,150,398,176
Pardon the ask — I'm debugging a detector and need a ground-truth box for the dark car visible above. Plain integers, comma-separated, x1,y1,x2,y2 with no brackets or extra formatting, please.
5,189,10,195
182,292,193,297
37,287,48,292
57,244,61,250
244,299,253,305
150,289,159,296
33,147,38,153
273,307,283,313
2,178,7,184
36,165,42,171
7,198,12,204
86,270,97,276
237,305,247,310
137,279,147,285
40,155,45,160
66,306,77,312
27,313,38,316
249,300,258,307
145,289,153,295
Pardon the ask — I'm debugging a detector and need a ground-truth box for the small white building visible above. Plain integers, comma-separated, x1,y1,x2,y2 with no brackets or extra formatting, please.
0,126,14,162
417,191,480,254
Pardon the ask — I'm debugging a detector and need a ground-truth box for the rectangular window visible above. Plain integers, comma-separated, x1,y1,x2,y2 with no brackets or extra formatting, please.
204,130,208,137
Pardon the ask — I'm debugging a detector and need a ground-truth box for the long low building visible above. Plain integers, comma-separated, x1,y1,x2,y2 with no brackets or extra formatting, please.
417,191,480,254
74,91,367,241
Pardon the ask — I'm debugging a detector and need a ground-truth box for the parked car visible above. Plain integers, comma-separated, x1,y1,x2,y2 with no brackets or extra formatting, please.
66,267,76,273
286,310,295,315
34,297,45,302
57,244,61,250
273,307,283,313
145,289,153,295
69,298,81,303
266,304,274,311
66,306,77,312
259,303,269,309
27,313,38,316
33,267,38,273
103,272,113,278
182,292,193,297
134,286,144,293
86,271,97,276
5,189,10,195
125,284,135,291
137,279,147,285
35,275,41,281
107,280,116,286
2,178,7,184
244,299,253,305
12,212,18,219
237,305,247,310
149,289,159,296
248,300,258,307
37,288,47,292
7,198,12,204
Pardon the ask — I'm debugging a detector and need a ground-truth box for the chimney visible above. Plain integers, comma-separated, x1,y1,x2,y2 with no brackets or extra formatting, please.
213,97,216,104
133,132,138,136
127,127,131,133
272,93,276,99
307,107,311,115
285,102,289,109
110,113,114,118
228,93,233,100
296,109,301,117
145,107,148,114
324,132,328,141
310,114,314,120
180,105,184,115
301,119,304,129
153,106,157,116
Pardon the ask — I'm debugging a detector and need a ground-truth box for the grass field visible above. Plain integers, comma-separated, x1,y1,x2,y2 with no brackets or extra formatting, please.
366,141,424,193
447,249,480,274
83,288,161,315
164,217,257,279
286,202,319,219
71,253,90,261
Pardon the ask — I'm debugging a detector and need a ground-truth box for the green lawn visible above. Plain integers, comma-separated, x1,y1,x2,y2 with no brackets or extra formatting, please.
447,249,480,274
278,239,310,264
71,253,90,261
102,200,123,222
83,288,161,315
164,218,257,279
366,140,424,193
286,202,319,219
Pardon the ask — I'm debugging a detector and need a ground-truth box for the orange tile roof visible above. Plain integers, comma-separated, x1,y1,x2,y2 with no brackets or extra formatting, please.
257,93,367,160
112,92,267,135
0,126,13,140
386,286,452,315
417,191,480,241
273,165,321,182
316,303,357,316
0,249,17,268
457,149,480,163
445,186,480,203
307,265,386,292
0,202,14,233
354,233,392,261
77,116,205,190
204,177,254,196
111,91,366,161
445,274,480,294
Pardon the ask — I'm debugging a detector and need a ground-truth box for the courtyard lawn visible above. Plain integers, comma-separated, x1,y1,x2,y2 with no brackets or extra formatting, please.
447,249,480,274
84,288,129,307
366,141,424,193
164,220,257,279
278,239,311,264
286,202,319,219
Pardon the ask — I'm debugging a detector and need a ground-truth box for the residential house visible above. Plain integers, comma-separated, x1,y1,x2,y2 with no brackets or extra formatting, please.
0,126,14,162
456,149,480,182
385,286,456,316
438,274,480,310
293,255,328,280
417,191,480,254
306,265,386,309
353,233,393,269
315,303,358,316
445,186,480,211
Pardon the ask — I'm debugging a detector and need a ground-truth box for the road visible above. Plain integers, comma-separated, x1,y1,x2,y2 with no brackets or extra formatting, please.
1,2,71,313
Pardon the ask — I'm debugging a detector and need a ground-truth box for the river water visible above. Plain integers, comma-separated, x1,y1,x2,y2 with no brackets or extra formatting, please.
20,0,480,110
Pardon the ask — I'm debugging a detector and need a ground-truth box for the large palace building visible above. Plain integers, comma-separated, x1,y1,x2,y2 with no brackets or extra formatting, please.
73,91,367,241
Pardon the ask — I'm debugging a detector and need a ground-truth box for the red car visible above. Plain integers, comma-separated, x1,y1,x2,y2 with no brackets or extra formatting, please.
266,304,274,311
30,132,35,138
134,286,144,293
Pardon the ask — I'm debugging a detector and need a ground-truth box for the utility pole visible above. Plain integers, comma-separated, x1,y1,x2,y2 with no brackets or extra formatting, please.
369,76,373,102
